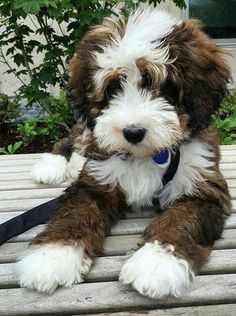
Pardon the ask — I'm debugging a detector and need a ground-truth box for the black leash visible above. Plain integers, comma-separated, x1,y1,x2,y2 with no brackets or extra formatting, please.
0,196,62,246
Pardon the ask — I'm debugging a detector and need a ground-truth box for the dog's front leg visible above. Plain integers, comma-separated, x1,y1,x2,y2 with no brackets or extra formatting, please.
16,171,122,294
120,199,227,299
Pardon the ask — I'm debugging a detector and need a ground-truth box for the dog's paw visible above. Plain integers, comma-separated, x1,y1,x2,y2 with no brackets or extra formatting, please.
66,152,87,183
31,153,68,185
119,241,194,299
15,244,92,294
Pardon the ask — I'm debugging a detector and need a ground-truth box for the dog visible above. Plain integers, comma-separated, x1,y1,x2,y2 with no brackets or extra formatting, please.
16,4,231,299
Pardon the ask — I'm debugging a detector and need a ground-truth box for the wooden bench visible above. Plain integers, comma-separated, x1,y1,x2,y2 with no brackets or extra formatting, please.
0,146,236,315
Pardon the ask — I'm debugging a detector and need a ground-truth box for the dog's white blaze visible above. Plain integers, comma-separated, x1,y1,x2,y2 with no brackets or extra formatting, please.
88,155,167,207
88,140,215,207
94,7,177,69
15,244,92,294
119,241,194,299
94,80,181,157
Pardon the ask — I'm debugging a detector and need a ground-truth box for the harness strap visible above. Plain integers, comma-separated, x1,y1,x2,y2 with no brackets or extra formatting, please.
162,147,180,186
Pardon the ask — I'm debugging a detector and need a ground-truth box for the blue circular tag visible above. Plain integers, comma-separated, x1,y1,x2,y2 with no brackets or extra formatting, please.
152,149,170,165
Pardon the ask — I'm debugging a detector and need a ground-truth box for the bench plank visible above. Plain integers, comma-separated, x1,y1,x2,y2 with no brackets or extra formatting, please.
1,229,236,263
0,214,234,242
89,304,236,316
1,249,236,289
1,274,236,315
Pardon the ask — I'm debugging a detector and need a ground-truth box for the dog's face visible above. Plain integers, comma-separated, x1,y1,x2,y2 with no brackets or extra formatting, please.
70,5,229,158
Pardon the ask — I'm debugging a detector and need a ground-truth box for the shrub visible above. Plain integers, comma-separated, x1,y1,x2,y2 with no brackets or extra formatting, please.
0,92,19,124
213,90,236,145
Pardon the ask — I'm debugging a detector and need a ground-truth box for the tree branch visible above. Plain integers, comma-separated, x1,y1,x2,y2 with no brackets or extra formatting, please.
0,49,27,86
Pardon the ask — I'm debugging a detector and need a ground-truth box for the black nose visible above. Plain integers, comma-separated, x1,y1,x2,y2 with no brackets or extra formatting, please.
123,126,146,144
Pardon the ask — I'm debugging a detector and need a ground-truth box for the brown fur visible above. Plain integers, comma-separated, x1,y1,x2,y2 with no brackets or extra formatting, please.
165,20,230,131
33,166,126,257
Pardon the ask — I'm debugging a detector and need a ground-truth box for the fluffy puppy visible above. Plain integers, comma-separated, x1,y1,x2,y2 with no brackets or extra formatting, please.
16,5,231,299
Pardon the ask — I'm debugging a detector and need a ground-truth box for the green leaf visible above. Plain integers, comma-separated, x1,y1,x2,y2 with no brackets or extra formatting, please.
0,147,8,154
12,141,23,152
7,144,13,153
12,53,25,67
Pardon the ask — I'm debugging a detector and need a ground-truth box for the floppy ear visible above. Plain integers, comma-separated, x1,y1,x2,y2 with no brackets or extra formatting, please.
68,21,118,125
166,20,230,131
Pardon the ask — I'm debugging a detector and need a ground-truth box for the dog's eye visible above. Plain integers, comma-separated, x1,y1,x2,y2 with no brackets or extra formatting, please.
105,79,121,100
142,72,152,89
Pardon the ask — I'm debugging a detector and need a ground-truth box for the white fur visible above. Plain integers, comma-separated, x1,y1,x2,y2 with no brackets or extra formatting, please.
94,7,177,69
88,155,166,208
88,140,215,208
66,152,87,183
15,244,92,294
31,153,68,185
119,241,194,299
94,80,182,157
159,140,215,207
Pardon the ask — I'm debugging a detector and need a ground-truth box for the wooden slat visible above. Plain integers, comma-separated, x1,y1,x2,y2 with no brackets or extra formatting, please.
2,188,235,201
92,304,236,316
1,178,235,190
0,159,39,167
0,173,31,181
0,188,64,200
221,156,236,163
0,180,68,191
0,198,236,213
0,169,236,184
1,214,235,243
1,274,236,315
1,162,236,173
226,179,236,188
1,249,236,289
220,145,236,150
221,170,236,178
1,229,235,263
0,198,53,212
0,153,42,160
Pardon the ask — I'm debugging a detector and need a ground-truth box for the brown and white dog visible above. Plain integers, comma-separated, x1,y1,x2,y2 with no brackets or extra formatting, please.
16,5,231,299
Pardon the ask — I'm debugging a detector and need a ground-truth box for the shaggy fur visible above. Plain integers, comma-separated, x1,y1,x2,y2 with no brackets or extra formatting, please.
16,4,231,298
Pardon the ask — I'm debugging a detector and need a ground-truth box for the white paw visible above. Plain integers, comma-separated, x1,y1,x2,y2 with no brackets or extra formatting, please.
15,244,92,294
31,153,68,185
119,241,194,299
66,152,87,183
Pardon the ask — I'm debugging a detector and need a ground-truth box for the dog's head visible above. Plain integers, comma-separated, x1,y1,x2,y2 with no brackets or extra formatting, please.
69,5,230,158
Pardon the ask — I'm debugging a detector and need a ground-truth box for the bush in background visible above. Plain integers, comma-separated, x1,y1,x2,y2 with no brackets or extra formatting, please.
213,90,236,145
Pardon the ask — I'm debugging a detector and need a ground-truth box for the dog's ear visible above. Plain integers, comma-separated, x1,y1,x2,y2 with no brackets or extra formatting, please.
166,20,230,131
68,22,117,124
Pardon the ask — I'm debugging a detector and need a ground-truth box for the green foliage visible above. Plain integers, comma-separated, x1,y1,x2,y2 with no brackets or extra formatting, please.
213,90,236,145
0,92,19,124
0,141,23,154
17,114,63,144
17,118,40,143
0,0,185,128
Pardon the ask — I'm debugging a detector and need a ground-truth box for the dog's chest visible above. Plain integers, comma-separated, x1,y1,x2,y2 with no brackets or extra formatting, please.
87,156,167,207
